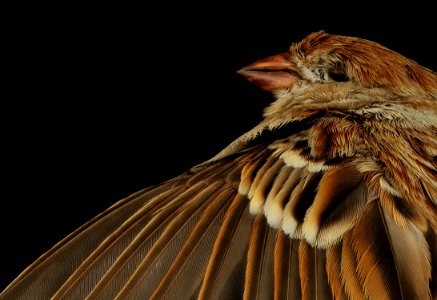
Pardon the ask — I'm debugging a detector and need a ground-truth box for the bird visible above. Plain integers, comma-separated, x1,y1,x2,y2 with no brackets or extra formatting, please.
1,31,436,299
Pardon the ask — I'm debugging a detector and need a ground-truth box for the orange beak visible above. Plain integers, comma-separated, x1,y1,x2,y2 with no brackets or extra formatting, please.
237,53,301,91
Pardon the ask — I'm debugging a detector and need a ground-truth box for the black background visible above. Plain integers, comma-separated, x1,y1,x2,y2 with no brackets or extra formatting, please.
2,3,436,290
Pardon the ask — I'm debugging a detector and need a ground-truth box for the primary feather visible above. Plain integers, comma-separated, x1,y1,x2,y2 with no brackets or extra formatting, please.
2,31,436,299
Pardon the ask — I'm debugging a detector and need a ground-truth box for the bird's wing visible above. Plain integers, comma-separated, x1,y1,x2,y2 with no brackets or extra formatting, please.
2,97,436,300
1,145,260,299
234,92,436,299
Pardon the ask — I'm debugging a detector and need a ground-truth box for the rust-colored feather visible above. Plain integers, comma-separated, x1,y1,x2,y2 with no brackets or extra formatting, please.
326,243,347,299
298,241,331,299
273,230,291,300
302,161,368,247
1,183,179,299
273,230,302,300
243,214,274,300
341,233,366,299
113,181,225,299
53,187,186,298
347,200,431,299
197,193,251,300
148,186,236,300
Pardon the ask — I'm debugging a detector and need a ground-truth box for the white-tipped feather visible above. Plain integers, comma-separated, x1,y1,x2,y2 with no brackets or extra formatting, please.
379,177,403,197
264,166,293,208
301,219,320,246
238,186,249,196
307,161,327,172
281,201,299,236
239,163,254,195
264,167,301,229
249,193,264,215
280,150,308,168
264,200,283,229
238,180,251,195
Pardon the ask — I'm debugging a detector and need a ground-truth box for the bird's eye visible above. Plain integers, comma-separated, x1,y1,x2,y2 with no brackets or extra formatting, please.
328,71,348,82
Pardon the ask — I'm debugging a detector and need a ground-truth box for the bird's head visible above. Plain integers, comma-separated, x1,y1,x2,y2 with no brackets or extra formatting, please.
238,31,437,98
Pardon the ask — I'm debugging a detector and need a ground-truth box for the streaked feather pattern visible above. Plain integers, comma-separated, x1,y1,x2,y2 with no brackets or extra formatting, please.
243,214,275,300
197,193,251,300
326,244,347,300
273,230,302,300
346,200,431,299
2,31,436,299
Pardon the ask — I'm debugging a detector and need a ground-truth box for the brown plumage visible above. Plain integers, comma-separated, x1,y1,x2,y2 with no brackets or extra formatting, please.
2,31,436,299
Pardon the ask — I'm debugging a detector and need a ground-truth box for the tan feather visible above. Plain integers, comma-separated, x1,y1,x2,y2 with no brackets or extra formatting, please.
1,183,177,299
52,187,185,298
197,193,252,300
341,233,366,299
248,155,280,214
303,161,368,247
273,230,291,300
239,150,269,195
282,171,322,238
264,166,302,228
243,214,275,300
250,158,284,215
348,200,431,299
298,241,331,299
148,186,236,300
273,230,302,300
326,244,347,299
111,181,225,299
